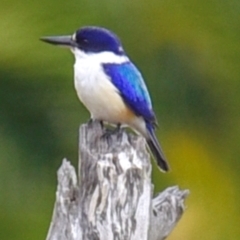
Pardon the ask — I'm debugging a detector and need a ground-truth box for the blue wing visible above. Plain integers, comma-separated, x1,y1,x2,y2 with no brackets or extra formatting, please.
103,62,156,123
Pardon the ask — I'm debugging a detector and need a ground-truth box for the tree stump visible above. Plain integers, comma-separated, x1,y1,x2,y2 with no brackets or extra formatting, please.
46,121,189,240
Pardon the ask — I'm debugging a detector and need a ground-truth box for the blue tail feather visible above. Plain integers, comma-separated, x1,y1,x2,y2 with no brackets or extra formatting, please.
146,123,169,172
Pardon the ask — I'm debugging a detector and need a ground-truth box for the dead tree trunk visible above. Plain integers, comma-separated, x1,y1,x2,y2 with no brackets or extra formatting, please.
46,121,189,240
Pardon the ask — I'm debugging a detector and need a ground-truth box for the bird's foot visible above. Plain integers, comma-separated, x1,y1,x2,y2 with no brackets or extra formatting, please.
87,118,94,125
101,123,122,139
87,119,104,129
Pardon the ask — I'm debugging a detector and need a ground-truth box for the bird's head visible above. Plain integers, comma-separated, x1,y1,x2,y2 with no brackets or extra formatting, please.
40,26,125,57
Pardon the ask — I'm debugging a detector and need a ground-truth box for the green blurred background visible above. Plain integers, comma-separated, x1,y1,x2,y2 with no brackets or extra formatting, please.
1,0,239,239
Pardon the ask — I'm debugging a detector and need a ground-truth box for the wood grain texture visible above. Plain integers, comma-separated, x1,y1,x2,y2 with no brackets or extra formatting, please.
46,121,189,240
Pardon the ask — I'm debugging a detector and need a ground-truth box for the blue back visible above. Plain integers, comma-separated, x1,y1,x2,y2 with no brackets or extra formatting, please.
103,62,156,123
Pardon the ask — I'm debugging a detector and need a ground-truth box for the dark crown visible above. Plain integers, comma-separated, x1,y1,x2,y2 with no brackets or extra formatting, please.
74,26,125,55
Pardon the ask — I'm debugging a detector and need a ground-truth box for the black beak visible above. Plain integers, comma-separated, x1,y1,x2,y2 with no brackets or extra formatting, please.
40,35,76,47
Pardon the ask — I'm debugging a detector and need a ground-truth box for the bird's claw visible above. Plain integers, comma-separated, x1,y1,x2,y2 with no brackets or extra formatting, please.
87,119,104,129
101,123,122,139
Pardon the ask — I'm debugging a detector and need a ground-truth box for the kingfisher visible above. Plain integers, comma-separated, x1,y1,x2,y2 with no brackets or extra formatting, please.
40,26,169,172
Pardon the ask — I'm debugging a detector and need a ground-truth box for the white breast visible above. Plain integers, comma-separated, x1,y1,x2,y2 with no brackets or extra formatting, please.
73,50,134,124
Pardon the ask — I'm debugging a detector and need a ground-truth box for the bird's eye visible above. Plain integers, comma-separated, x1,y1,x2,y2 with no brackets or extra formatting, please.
75,36,89,46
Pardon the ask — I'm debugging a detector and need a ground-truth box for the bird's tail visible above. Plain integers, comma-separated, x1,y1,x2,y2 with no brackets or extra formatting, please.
146,124,170,172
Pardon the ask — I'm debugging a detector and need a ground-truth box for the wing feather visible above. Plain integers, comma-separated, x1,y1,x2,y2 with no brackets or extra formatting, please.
103,62,156,124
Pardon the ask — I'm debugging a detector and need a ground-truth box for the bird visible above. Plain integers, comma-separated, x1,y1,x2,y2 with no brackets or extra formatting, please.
40,26,170,172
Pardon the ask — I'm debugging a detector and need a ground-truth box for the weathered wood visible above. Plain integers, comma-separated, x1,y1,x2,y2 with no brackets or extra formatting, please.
149,186,189,240
46,121,189,240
